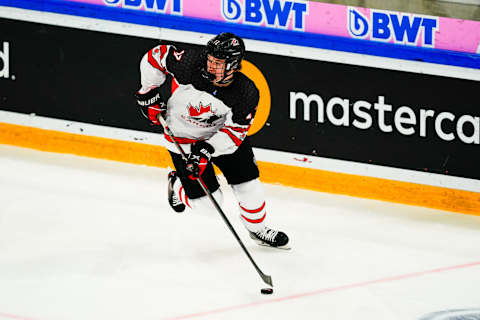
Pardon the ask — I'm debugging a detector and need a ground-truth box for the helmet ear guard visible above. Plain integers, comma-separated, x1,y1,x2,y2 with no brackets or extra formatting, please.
201,32,245,85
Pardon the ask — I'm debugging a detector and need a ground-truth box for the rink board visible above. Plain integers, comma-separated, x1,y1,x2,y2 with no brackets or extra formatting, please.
2,0,480,69
1,119,479,216
0,8,479,215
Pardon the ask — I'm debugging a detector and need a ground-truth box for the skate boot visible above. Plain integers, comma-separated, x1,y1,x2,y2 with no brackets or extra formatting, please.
168,171,185,213
249,227,290,249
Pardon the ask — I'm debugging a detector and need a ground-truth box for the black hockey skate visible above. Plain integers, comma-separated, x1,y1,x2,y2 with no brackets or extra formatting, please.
168,171,185,213
249,227,290,249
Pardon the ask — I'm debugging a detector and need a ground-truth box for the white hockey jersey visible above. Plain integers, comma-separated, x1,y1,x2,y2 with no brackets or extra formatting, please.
139,44,259,157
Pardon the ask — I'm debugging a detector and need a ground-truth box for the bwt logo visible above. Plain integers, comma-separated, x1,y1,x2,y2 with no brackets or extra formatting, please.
0,41,13,80
103,0,182,14
222,0,309,31
348,7,439,47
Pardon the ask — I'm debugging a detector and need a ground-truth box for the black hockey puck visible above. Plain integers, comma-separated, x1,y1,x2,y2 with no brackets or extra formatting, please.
261,288,273,295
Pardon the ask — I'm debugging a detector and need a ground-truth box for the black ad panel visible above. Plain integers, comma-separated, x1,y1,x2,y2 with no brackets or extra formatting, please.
1,18,479,179
258,53,480,180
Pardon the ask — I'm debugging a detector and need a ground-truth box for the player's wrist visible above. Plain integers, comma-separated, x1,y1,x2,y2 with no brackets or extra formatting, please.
135,86,166,125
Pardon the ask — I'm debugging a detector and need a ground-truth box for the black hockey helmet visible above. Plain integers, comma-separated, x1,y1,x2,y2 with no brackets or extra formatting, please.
201,32,245,85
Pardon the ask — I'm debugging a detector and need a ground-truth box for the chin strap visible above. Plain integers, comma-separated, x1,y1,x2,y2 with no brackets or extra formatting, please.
214,72,235,85
201,66,236,85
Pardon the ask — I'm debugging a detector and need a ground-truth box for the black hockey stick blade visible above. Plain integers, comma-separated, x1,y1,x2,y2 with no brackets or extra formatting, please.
261,273,273,287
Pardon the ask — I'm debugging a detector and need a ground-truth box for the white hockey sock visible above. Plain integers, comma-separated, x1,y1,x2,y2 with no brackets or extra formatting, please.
188,188,224,211
172,176,191,208
173,177,224,211
232,179,266,233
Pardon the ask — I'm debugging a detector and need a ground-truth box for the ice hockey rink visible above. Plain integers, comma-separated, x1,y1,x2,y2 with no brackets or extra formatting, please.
1,143,479,320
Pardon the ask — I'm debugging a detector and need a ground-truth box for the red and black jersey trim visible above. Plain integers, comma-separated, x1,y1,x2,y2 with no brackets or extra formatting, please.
157,74,180,103
219,124,250,147
224,125,249,133
164,134,199,144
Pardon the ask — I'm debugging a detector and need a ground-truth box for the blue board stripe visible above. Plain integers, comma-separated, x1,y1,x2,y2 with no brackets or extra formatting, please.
1,0,479,69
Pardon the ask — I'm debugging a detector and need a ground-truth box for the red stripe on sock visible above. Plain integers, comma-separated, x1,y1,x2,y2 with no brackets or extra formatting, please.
185,193,190,208
241,213,266,224
239,202,265,214
178,186,190,208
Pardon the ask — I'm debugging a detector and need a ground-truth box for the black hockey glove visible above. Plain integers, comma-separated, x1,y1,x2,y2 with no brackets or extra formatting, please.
186,141,215,180
135,86,166,125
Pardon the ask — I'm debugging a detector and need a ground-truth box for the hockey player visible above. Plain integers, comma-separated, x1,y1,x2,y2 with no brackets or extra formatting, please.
135,32,289,248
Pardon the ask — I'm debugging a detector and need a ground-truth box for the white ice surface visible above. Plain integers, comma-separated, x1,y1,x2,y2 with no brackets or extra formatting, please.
0,144,479,320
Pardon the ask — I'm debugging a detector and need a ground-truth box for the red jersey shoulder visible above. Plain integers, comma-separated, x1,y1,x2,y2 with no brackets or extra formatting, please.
150,45,168,59
147,45,169,73
148,45,192,75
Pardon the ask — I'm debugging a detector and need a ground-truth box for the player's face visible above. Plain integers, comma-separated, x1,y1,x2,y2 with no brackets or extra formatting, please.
206,55,234,86
206,55,226,80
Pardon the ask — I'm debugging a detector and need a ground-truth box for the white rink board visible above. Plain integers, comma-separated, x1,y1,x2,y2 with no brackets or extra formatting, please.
1,109,480,193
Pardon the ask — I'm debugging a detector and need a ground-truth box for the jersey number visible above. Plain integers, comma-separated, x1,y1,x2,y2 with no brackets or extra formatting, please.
173,50,185,61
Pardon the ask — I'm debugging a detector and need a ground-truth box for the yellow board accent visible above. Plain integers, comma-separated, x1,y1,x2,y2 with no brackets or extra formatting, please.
1,122,479,216
0,122,173,168
257,162,480,215
241,60,271,136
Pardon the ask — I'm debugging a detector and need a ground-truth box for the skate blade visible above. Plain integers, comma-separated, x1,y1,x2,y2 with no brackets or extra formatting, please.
254,240,291,250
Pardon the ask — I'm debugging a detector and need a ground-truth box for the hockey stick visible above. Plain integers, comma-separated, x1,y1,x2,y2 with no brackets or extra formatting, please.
158,114,273,287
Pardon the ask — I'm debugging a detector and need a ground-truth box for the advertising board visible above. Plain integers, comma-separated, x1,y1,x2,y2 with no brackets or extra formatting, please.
54,0,480,54
1,0,479,68
1,17,478,181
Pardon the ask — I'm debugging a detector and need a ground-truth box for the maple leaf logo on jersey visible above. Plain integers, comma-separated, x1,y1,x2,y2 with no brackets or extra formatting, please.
188,102,211,117
187,102,220,124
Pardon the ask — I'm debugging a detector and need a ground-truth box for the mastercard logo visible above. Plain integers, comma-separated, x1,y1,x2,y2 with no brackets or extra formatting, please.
241,60,271,136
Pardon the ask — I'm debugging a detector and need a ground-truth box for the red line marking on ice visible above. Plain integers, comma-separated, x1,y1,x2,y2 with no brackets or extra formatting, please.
162,260,480,320
0,312,41,320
